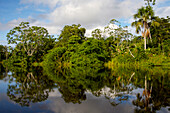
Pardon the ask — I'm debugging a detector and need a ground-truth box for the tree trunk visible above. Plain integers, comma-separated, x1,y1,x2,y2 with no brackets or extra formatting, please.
144,35,147,50
144,22,147,50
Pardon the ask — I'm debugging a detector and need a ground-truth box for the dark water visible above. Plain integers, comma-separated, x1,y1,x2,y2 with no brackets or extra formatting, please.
0,64,169,113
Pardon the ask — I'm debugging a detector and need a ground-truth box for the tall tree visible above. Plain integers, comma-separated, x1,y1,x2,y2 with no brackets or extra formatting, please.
131,6,155,50
6,22,53,56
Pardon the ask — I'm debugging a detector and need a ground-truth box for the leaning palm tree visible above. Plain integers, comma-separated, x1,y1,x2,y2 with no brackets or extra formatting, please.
131,6,154,50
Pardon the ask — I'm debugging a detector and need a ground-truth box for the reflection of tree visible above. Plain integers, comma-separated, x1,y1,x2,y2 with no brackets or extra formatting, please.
133,76,153,112
58,83,86,104
92,73,134,107
44,62,170,111
0,63,5,79
133,74,170,113
0,63,8,81
44,65,113,104
7,67,56,107
151,75,170,111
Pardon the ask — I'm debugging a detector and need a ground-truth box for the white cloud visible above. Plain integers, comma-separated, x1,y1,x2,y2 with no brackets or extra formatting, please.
155,6,170,17
47,0,144,25
39,0,144,35
1,0,169,39
35,9,47,13
0,17,38,31
0,18,25,31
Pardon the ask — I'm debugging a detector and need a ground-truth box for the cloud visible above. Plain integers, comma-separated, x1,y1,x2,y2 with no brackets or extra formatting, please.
0,16,38,31
37,0,144,35
0,18,25,31
18,0,144,26
1,0,169,38
155,6,170,17
35,9,47,13
47,0,143,25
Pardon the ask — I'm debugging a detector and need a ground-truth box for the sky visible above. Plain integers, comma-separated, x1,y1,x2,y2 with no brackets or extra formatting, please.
0,0,169,45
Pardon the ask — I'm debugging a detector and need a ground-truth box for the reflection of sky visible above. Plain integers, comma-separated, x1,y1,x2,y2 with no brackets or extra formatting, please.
0,80,137,113
0,80,8,93
0,72,15,93
47,93,136,113
0,79,169,113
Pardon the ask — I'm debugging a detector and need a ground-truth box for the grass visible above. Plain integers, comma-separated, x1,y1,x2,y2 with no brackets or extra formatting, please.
105,54,170,69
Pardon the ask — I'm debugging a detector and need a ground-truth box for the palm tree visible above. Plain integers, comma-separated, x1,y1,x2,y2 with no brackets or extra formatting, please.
131,6,154,50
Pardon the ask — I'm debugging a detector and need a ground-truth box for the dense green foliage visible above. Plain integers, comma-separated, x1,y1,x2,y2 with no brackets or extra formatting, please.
43,24,110,69
70,38,109,67
4,22,56,66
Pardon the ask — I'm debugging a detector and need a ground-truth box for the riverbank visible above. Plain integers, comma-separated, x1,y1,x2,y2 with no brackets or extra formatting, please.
105,54,170,69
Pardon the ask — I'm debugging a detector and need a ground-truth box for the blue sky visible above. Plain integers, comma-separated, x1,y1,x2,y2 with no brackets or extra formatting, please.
0,0,169,45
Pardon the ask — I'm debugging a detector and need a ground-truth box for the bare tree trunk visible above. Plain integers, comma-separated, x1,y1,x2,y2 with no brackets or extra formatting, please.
144,35,147,50
144,22,147,50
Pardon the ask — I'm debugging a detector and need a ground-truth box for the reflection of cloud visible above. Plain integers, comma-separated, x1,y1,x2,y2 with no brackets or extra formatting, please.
0,80,9,93
48,88,62,97
47,93,135,113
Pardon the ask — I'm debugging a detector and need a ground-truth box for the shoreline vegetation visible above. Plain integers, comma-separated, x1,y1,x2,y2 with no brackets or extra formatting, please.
0,0,169,69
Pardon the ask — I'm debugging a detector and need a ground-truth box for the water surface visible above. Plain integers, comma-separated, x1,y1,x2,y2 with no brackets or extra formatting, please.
0,64,169,113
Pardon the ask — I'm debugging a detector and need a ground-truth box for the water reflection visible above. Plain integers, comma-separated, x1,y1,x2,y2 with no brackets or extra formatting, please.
1,64,169,113
0,63,8,80
133,74,170,112
44,66,112,103
45,65,170,112
6,66,56,106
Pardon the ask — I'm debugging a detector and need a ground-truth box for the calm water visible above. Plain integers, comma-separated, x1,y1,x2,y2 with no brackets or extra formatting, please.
0,64,169,113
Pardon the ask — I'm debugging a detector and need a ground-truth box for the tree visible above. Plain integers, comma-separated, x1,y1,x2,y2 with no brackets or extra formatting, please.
34,36,56,62
6,22,53,56
131,6,155,50
104,19,120,39
70,38,109,67
57,24,86,46
149,16,170,54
